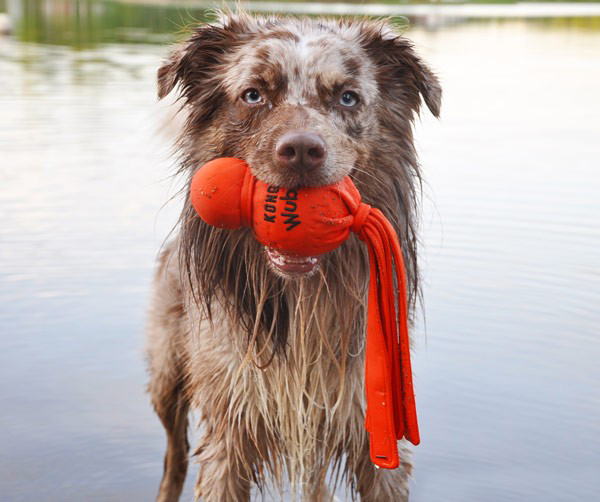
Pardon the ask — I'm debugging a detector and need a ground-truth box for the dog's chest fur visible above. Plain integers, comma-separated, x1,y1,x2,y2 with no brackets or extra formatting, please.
180,252,369,486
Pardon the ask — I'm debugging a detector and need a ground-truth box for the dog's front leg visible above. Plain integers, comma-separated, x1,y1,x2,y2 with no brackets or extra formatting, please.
154,391,189,502
194,425,256,502
307,474,334,502
351,433,412,501
147,244,191,502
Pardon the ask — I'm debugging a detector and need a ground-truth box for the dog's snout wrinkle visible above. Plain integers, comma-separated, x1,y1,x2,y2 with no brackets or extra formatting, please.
275,132,326,173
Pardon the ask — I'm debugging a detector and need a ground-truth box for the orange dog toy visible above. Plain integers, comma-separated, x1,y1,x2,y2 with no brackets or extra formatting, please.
190,158,420,469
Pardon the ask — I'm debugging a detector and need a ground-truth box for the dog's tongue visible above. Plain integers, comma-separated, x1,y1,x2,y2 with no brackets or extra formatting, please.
266,248,318,275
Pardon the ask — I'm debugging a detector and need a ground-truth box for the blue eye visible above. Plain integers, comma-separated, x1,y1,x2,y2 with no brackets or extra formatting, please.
243,89,262,104
340,91,359,107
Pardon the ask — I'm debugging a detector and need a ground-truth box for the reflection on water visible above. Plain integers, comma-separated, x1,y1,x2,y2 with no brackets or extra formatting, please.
1,2,599,501
6,0,212,46
5,0,600,48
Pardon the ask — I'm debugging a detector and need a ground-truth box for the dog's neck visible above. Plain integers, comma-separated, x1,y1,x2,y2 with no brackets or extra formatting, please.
179,228,368,362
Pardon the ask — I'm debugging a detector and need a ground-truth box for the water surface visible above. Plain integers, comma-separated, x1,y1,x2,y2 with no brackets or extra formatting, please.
1,4,599,501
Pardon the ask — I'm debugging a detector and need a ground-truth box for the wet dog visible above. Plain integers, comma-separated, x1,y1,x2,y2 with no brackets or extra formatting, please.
147,11,440,501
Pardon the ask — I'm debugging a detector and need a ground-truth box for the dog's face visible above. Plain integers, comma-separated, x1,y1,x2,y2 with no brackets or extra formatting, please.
159,14,440,277
219,28,378,190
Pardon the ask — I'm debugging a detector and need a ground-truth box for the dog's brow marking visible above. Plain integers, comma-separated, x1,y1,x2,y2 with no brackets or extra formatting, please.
297,35,311,59
284,34,348,107
285,35,319,106
222,24,378,110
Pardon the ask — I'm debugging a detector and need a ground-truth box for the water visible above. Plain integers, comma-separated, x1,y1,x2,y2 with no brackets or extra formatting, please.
1,2,599,500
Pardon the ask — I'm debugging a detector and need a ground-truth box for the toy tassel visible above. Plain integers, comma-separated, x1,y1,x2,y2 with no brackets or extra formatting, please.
345,198,420,469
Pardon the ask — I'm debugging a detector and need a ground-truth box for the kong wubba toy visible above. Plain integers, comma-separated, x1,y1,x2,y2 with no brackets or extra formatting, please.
190,157,419,469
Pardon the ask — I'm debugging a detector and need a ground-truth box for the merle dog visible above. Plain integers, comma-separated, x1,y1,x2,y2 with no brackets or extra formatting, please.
147,11,440,501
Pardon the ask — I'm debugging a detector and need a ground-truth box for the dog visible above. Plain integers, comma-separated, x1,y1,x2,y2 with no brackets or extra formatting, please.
147,11,440,501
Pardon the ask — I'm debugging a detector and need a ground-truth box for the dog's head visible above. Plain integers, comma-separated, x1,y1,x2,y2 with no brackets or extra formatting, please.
159,13,440,277
160,13,439,349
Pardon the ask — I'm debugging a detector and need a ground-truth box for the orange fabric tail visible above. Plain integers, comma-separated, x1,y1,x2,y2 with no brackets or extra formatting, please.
352,205,420,468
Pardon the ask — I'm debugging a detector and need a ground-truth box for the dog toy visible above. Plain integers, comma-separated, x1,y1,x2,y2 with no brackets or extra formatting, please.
190,157,419,469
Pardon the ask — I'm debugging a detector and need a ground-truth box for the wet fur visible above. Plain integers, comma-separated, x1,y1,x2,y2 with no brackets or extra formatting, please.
147,11,440,501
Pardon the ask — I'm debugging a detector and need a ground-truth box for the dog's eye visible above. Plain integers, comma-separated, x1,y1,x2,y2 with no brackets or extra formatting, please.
339,91,359,107
242,89,262,105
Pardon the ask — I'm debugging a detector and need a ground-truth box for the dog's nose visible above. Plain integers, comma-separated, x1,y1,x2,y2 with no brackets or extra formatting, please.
275,132,326,173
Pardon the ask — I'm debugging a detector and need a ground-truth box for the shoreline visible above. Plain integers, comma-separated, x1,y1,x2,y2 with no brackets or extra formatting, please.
117,0,600,19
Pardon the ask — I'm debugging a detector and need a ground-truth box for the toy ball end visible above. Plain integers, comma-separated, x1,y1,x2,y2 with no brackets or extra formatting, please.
190,158,249,229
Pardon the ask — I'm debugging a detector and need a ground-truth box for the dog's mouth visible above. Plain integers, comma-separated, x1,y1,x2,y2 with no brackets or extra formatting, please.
265,247,320,277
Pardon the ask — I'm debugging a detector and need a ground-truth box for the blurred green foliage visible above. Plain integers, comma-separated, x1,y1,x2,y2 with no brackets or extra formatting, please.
2,0,600,48
7,0,213,47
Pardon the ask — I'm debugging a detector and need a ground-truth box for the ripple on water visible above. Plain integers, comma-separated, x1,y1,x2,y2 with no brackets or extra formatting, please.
1,19,600,502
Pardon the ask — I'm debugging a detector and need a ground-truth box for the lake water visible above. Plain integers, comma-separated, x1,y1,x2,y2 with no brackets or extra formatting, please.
1,2,599,501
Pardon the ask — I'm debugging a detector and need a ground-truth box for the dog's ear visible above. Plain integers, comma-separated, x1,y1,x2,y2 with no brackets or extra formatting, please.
362,28,442,118
157,18,250,101
395,39,442,118
157,46,185,99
